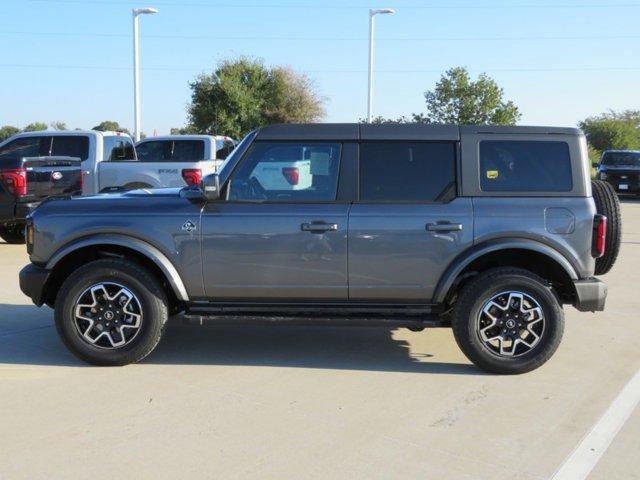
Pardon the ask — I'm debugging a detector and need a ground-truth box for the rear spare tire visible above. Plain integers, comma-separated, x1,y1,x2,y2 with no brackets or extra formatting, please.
591,180,621,275
0,223,26,244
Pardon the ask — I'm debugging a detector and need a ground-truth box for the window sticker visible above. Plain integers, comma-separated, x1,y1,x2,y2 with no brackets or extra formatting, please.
487,170,499,180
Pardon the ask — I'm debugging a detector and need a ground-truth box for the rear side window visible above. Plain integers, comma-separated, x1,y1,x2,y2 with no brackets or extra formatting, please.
359,142,456,202
480,141,572,192
136,140,169,162
136,140,204,162
51,136,89,160
172,140,204,161
103,136,136,162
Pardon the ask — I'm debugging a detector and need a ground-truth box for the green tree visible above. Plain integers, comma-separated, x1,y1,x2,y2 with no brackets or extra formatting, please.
187,57,324,138
50,121,67,131
170,126,199,135
421,67,521,125
23,122,48,132
92,120,131,135
0,125,21,141
579,111,640,159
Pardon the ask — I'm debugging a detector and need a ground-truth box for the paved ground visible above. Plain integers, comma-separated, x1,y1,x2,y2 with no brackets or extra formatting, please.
1,201,639,479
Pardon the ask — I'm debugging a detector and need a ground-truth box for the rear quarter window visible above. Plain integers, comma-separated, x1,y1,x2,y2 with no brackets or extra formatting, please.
480,141,572,192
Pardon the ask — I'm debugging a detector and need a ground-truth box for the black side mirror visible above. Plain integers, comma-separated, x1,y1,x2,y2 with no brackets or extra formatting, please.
592,162,599,168
202,174,221,201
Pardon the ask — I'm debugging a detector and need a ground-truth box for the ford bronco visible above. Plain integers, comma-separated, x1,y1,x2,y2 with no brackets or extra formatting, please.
19,124,621,374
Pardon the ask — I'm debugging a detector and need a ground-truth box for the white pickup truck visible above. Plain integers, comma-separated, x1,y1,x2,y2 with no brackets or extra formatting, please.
0,131,236,194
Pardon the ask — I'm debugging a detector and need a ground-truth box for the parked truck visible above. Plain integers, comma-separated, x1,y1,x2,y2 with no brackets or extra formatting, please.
0,135,82,243
0,131,236,198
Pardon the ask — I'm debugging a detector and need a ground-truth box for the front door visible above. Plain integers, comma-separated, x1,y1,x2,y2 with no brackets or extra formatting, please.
348,141,473,302
201,141,348,301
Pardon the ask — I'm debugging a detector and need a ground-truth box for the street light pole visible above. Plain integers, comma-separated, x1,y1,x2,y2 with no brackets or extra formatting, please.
132,7,158,142
367,8,395,123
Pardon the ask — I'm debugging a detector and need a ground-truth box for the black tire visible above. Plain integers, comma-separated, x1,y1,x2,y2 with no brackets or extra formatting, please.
591,180,621,275
0,223,25,244
54,259,168,366
451,268,564,375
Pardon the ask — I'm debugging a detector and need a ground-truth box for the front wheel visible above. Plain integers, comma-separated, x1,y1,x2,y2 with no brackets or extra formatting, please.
451,268,564,374
55,259,169,366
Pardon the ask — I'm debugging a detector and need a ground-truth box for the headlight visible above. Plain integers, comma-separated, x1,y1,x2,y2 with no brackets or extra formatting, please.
599,172,608,180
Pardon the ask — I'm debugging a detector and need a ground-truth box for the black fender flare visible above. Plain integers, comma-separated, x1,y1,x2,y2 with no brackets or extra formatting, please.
433,238,579,304
46,234,189,301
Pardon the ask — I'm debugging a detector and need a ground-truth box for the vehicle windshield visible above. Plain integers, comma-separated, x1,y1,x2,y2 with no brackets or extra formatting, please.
601,151,640,166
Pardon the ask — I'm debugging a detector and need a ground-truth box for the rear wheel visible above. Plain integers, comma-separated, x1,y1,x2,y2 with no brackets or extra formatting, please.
54,259,168,366
591,180,621,275
0,223,25,244
451,268,564,374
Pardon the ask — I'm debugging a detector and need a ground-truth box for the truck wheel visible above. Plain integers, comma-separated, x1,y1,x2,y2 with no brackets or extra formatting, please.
0,223,25,244
451,268,564,375
54,259,168,366
591,180,621,275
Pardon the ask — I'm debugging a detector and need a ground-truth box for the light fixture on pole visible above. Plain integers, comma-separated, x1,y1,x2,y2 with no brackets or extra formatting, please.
367,8,395,123
132,7,158,142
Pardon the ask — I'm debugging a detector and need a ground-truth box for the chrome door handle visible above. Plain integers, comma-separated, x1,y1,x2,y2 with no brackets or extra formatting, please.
426,222,463,232
301,222,338,233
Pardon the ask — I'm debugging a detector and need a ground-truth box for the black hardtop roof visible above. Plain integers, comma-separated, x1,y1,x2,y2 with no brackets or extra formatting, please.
255,123,582,141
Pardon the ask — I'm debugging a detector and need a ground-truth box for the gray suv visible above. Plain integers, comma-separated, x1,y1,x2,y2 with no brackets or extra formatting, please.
19,124,621,374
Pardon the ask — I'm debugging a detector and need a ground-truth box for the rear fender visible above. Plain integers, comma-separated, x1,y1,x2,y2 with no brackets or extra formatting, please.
433,238,579,304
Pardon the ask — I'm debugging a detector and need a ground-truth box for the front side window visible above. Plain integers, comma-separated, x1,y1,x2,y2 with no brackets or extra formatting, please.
480,141,572,192
359,142,456,202
0,136,49,162
51,136,89,160
103,136,136,162
228,142,341,202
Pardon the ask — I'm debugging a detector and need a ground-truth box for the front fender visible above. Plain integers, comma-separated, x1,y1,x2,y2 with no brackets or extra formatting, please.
46,234,189,301
433,238,579,304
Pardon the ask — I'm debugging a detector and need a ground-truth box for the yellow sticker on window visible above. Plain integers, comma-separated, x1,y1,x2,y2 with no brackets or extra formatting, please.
486,170,499,179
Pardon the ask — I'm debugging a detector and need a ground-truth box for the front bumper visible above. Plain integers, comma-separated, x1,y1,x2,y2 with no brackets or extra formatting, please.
573,278,607,312
19,263,50,307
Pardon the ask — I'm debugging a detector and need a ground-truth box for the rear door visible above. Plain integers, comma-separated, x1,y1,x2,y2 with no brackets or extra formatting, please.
348,140,473,302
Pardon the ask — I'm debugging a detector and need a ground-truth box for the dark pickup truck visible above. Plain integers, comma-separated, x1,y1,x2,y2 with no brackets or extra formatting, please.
0,154,82,244
594,149,640,195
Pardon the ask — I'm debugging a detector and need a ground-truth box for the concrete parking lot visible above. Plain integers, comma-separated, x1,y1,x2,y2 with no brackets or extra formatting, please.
1,201,639,480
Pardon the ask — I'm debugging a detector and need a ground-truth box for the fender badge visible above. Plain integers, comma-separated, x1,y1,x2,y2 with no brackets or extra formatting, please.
182,220,197,233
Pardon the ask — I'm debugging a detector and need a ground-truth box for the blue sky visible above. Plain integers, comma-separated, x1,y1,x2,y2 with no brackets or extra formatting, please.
1,0,639,135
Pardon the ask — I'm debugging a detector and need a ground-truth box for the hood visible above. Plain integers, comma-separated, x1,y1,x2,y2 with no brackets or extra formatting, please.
100,187,184,198
600,164,640,171
31,186,194,219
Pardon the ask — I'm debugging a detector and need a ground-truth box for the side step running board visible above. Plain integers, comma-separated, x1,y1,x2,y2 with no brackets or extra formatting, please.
183,311,449,330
